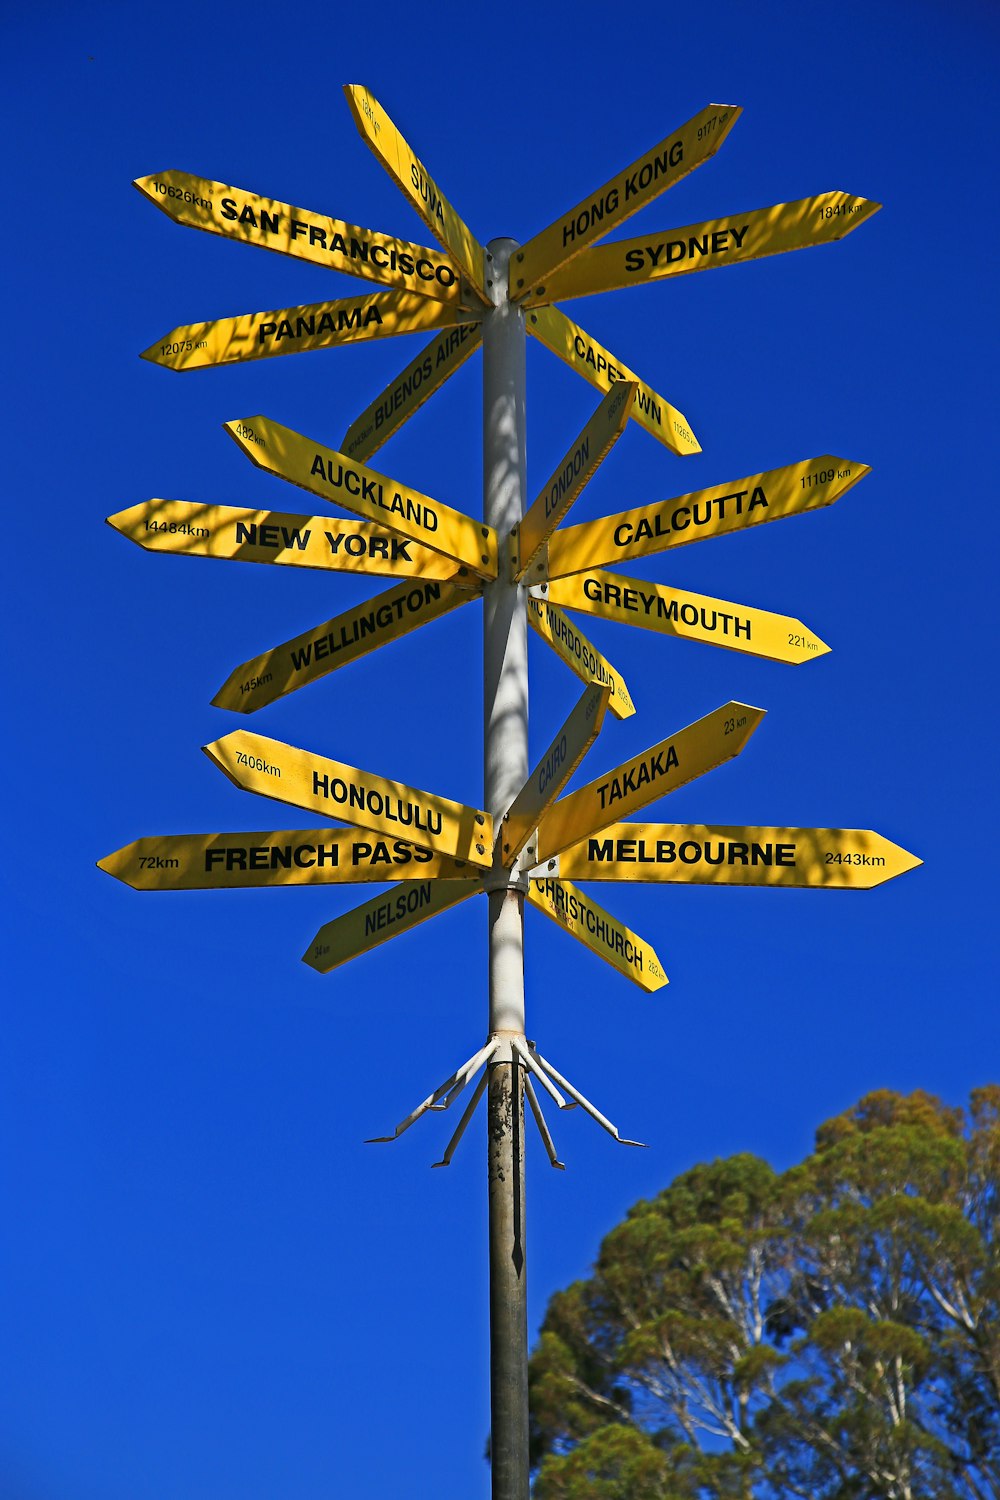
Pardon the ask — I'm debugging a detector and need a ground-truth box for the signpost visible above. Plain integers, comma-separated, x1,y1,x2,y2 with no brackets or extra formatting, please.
203,728,494,868
545,823,922,889
142,290,476,371
113,90,910,1500
99,830,482,890
107,501,475,584
133,169,466,302
525,303,701,455
537,573,830,665
524,191,881,305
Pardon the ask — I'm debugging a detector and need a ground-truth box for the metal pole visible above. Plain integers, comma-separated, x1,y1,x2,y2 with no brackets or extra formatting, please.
482,237,529,1500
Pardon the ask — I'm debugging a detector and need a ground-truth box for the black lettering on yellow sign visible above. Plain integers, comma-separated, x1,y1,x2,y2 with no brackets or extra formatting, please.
365,880,435,935
586,835,796,867
622,225,749,273
610,487,767,548
595,746,679,812
532,878,645,973
307,455,440,533
309,770,444,838
578,576,752,641
258,303,383,345
285,582,446,671
559,140,686,251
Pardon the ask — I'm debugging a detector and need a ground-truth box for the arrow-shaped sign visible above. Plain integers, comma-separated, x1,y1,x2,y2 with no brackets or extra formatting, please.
545,823,922,890
133,169,466,303
512,382,635,582
107,501,476,585
528,597,635,720
224,415,498,580
203,729,494,868
527,877,668,992
534,701,764,863
499,684,611,865
341,323,482,462
526,305,700,456
510,103,742,299
303,880,479,973
212,577,477,713
541,455,870,579
537,572,830,665
525,191,881,306
142,290,478,372
344,84,490,301
98,830,483,890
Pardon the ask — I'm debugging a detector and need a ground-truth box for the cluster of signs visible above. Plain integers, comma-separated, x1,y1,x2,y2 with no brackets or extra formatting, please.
103,86,919,989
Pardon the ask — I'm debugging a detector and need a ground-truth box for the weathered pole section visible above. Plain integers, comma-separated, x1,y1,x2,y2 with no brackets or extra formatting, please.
482,236,530,1500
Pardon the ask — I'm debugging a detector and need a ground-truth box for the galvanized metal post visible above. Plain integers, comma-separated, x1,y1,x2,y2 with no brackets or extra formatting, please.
482,237,530,1500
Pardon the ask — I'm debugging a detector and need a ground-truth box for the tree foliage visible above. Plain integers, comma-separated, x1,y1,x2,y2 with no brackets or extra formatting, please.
530,1088,999,1500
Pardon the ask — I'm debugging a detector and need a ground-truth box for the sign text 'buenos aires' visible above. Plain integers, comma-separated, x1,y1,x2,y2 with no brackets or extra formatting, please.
134,170,465,303
225,415,498,579
202,729,494,868
341,324,482,462
534,701,765,862
98,829,483,891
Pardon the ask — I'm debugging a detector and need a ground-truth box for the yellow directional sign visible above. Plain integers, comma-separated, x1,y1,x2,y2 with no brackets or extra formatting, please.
500,685,611,865
527,192,882,305
548,824,922,890
538,572,830,666
133,170,465,304
303,879,479,974
528,597,635,720
106,501,475,585
344,84,489,301
224,415,498,580
527,877,668,992
510,103,742,300
203,730,494,869
142,291,477,372
341,323,483,462
213,578,477,713
534,701,765,863
98,830,484,891
542,456,870,579
513,382,635,582
526,305,700,456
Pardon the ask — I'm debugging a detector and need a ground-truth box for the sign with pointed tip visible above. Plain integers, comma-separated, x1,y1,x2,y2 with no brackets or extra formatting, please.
343,84,489,301
224,416,498,580
510,103,742,299
203,730,494,869
133,170,465,303
106,501,474,584
546,823,922,890
526,192,882,306
212,578,477,713
141,290,477,372
526,305,700,456
528,596,635,720
542,456,870,579
303,879,479,974
513,382,635,583
527,877,668,992
341,323,483,462
500,684,611,865
534,701,765,863
538,572,830,666
97,830,484,891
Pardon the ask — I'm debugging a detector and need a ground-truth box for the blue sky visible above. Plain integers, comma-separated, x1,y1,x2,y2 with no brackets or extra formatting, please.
4,1,998,1495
